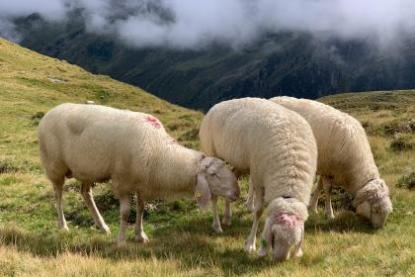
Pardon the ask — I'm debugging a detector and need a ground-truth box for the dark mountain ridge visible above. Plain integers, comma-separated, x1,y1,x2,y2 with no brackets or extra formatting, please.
11,13,415,110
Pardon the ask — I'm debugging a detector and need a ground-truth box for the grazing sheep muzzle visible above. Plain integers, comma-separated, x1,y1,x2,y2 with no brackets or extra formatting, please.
354,179,393,228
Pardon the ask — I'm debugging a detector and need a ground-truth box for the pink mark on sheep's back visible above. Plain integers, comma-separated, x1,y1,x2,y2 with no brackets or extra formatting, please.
145,116,161,129
275,213,299,228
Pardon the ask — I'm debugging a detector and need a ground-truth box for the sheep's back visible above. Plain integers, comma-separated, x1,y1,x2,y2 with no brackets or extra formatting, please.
202,98,317,203
39,103,171,184
271,97,378,191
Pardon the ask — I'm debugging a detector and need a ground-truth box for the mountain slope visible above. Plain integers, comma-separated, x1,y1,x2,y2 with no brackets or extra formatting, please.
14,15,415,110
0,37,202,153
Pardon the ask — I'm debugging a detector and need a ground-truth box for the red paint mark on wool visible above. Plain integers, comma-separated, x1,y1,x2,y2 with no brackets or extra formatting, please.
275,213,299,228
145,116,161,129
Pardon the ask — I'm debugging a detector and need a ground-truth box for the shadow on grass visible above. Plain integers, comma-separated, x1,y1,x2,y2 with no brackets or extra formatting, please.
0,208,376,275
306,210,376,234
0,217,277,275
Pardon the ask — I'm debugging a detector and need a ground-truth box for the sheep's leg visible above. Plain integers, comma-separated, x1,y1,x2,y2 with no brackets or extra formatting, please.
323,178,335,219
222,200,232,226
135,195,149,243
80,182,110,234
117,195,131,246
245,208,263,253
52,176,69,231
245,177,255,212
292,227,304,258
211,195,223,233
309,177,322,213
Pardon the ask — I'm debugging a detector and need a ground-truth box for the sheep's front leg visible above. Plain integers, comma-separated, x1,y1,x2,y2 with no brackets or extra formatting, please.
222,200,232,226
135,195,149,243
245,208,263,253
322,177,335,219
81,182,110,234
245,185,263,253
245,177,255,212
117,195,131,246
211,196,223,233
309,176,322,213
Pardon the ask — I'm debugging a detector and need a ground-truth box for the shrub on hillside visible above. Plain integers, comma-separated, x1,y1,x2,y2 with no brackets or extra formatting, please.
390,135,415,152
0,159,19,174
383,119,415,136
397,172,415,190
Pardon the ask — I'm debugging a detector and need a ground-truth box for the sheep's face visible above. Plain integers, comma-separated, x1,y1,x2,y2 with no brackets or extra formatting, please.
356,197,393,228
258,213,304,262
195,157,239,208
355,179,393,228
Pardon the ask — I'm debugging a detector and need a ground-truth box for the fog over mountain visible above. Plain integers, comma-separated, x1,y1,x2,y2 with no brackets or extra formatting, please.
1,0,415,49
1,1,415,110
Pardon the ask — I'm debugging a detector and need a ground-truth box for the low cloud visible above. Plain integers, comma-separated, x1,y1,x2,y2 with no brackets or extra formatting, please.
1,0,415,49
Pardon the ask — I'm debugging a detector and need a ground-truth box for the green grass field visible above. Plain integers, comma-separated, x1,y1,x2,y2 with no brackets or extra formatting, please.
1,38,415,276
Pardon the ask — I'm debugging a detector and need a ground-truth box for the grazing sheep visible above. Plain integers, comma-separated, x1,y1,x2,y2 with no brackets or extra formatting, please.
270,96,393,228
39,103,239,244
200,98,317,261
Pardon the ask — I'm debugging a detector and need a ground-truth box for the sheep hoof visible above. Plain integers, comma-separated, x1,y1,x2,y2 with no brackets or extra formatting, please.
101,226,111,235
59,225,69,232
245,242,256,253
212,224,223,233
326,212,335,219
135,234,150,244
294,248,303,258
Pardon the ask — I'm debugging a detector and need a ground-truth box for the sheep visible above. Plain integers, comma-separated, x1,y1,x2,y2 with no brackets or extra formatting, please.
38,103,240,245
270,96,393,228
200,98,317,261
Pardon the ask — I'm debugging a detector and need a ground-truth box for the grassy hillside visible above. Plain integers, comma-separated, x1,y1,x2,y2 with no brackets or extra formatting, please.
1,38,415,276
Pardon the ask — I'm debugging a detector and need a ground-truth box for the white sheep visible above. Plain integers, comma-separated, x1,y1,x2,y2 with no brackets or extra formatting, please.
38,103,239,245
200,98,317,261
270,96,393,228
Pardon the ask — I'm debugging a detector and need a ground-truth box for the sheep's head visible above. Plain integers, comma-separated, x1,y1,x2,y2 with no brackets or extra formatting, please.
258,198,307,262
354,179,393,228
195,156,239,208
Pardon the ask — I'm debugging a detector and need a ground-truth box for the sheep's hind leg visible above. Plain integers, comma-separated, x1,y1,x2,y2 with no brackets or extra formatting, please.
211,196,223,233
323,177,335,219
309,176,322,213
135,195,149,243
117,194,131,246
80,182,110,234
52,176,69,231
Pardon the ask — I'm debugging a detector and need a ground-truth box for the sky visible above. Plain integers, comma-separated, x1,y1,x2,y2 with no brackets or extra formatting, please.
0,0,415,49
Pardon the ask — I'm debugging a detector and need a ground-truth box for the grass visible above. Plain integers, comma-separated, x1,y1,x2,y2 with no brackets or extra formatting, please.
1,38,415,276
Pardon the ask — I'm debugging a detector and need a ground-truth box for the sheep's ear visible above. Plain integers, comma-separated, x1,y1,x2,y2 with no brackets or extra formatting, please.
258,218,273,257
195,174,212,209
